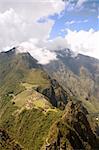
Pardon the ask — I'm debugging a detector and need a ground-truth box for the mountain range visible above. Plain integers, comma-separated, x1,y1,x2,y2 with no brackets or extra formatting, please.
45,48,99,112
0,47,99,150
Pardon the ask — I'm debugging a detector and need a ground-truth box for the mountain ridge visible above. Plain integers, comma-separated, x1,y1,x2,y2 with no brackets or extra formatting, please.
44,48,99,113
0,47,99,149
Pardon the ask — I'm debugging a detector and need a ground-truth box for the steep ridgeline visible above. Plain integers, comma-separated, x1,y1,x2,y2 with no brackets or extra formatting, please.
0,48,99,149
44,101,99,150
44,48,99,113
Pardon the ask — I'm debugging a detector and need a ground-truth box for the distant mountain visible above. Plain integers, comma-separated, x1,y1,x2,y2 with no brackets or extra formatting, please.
44,48,99,113
0,48,99,149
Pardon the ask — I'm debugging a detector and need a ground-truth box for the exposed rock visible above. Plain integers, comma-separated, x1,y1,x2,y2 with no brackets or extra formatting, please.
44,49,99,112
36,79,69,110
45,101,99,150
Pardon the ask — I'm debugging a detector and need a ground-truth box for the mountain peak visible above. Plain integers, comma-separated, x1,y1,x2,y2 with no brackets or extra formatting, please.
1,47,16,56
55,48,77,58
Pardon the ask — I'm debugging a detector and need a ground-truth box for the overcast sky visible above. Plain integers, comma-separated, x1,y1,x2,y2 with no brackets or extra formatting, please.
0,0,99,64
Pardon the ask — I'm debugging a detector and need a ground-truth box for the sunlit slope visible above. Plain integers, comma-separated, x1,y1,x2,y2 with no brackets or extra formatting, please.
0,48,49,96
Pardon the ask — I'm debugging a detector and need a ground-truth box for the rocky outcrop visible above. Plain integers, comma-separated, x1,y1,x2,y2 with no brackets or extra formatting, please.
45,101,99,150
36,79,69,109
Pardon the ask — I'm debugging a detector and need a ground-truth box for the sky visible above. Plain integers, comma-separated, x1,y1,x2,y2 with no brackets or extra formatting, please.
0,0,99,64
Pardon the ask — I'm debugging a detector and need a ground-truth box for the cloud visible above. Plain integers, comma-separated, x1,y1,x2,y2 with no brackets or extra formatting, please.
15,36,69,64
0,0,65,51
0,8,55,51
17,39,57,64
77,19,88,23
0,0,66,64
41,36,70,51
22,29,99,64
0,0,99,64
65,19,88,26
41,28,99,60
65,29,99,59
76,0,87,8
65,20,75,25
63,0,88,11
0,0,65,20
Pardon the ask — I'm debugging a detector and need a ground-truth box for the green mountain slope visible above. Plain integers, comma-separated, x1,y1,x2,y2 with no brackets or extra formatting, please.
0,48,99,150
0,48,69,109
0,48,66,149
0,48,41,95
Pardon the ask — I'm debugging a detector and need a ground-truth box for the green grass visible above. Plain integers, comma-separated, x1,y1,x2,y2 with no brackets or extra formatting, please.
24,69,50,87
0,100,62,150
0,53,63,149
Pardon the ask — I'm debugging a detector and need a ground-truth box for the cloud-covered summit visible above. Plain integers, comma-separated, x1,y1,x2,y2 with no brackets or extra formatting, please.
0,0,99,64
17,40,57,65
15,28,99,64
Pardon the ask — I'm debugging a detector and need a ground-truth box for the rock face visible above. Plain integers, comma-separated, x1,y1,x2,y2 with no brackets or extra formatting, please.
36,79,69,109
45,101,99,150
44,48,99,112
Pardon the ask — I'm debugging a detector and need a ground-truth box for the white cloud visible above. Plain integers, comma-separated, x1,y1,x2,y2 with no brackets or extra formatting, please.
0,0,99,64
0,8,55,50
0,0,66,64
0,0,65,21
41,28,99,60
41,37,70,51
65,20,75,25
17,39,57,64
63,0,87,11
65,19,88,26
15,36,69,64
76,0,87,8
77,19,88,23
33,28,99,62
65,29,99,59
0,0,65,51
